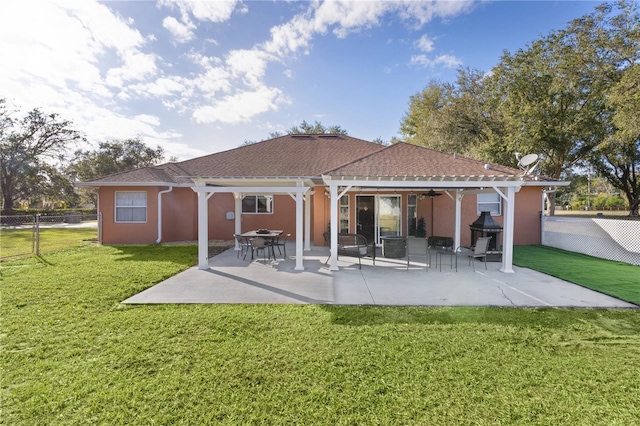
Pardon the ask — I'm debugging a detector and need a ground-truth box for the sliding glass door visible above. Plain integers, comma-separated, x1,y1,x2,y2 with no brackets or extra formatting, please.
377,195,401,242
356,195,402,244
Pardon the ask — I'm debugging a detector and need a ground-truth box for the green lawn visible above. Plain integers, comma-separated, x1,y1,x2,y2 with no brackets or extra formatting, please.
1,244,639,425
514,245,640,305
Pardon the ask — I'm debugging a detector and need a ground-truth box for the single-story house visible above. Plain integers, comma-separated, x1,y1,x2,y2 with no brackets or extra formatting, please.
77,134,568,273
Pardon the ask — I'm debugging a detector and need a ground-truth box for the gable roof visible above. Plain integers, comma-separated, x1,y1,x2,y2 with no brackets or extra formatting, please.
77,135,539,187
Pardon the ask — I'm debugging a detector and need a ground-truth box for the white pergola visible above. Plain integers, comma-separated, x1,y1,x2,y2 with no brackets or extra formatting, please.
190,177,313,271
189,174,560,274
323,175,531,274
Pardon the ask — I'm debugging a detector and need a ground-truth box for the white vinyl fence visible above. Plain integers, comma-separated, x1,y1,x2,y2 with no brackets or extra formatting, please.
541,216,640,266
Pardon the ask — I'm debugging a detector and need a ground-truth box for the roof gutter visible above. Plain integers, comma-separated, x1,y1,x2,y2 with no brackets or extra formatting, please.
155,186,174,244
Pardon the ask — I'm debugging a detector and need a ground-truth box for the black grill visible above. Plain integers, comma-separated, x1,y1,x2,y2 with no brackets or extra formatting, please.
469,211,503,251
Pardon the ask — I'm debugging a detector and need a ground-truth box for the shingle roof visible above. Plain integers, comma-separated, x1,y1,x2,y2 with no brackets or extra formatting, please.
79,135,523,185
326,143,521,178
178,134,385,177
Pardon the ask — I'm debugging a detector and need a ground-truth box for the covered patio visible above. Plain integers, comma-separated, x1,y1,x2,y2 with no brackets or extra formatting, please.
123,243,635,308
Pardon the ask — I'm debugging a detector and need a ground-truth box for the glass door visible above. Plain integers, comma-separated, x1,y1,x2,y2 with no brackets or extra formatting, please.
377,195,401,243
356,195,375,243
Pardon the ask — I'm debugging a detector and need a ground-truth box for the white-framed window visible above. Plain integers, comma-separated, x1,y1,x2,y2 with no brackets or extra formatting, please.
242,195,273,214
115,191,147,223
477,192,502,216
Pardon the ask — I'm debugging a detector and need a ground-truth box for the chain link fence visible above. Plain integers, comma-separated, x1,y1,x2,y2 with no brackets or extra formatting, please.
0,213,101,260
542,215,640,266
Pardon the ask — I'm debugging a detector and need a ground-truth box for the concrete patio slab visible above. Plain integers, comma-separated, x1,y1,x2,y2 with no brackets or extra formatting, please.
123,244,637,308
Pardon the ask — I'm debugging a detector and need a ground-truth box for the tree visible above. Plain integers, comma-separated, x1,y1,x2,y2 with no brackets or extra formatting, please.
400,1,639,215
400,69,504,161
564,0,640,215
287,120,348,135
68,138,169,207
596,64,640,215
0,100,84,212
68,138,168,182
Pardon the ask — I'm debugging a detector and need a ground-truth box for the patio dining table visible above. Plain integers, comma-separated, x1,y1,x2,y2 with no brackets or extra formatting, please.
241,230,283,260
241,229,283,239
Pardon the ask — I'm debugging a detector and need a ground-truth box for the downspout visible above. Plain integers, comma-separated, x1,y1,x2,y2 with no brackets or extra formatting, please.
155,186,174,244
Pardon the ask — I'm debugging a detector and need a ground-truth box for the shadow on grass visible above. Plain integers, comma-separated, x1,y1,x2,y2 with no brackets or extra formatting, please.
111,244,229,264
321,305,640,330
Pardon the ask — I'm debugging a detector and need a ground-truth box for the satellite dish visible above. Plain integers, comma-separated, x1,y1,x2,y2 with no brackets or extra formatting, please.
517,153,540,176
519,153,538,167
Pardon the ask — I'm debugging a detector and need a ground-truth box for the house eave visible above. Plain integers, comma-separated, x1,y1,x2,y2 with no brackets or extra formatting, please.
179,176,318,187
74,181,192,188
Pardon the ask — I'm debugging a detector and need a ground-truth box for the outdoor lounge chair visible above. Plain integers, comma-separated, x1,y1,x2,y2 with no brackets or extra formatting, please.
468,236,491,270
323,232,376,269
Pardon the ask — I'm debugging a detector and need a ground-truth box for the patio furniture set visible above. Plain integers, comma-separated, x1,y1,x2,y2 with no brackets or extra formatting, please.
234,230,291,263
323,232,492,271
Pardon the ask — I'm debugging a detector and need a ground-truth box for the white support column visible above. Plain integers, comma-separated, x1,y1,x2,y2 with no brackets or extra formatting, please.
234,192,242,250
304,191,312,251
197,190,209,270
329,184,339,271
454,191,463,250
500,186,516,273
294,183,305,271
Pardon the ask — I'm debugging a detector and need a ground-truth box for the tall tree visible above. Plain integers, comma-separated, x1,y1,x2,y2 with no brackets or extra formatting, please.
568,1,640,215
400,69,504,161
68,138,168,182
487,1,639,213
0,100,84,212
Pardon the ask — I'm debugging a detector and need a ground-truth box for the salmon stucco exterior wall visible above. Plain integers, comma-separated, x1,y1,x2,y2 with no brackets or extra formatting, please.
99,186,161,244
98,185,544,246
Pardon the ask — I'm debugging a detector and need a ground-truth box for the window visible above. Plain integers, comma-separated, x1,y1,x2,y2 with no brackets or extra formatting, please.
339,195,349,233
477,192,501,216
242,195,273,214
115,191,147,222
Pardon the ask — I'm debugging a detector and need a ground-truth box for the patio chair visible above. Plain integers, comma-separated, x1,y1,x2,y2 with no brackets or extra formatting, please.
406,236,429,271
249,237,271,263
468,236,491,270
324,232,376,269
233,234,251,260
271,232,290,259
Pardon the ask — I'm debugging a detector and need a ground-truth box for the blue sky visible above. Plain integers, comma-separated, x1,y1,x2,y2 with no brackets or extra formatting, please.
1,1,600,160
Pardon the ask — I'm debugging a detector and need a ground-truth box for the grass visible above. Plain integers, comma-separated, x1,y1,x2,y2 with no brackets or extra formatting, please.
0,227,97,259
514,245,640,305
2,244,639,424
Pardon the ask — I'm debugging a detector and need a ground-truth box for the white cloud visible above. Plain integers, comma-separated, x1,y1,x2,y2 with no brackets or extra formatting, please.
106,50,158,88
398,0,476,27
416,34,435,52
159,0,240,23
192,87,286,124
410,54,462,68
158,1,240,44
226,49,271,88
162,15,195,43
0,0,478,158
